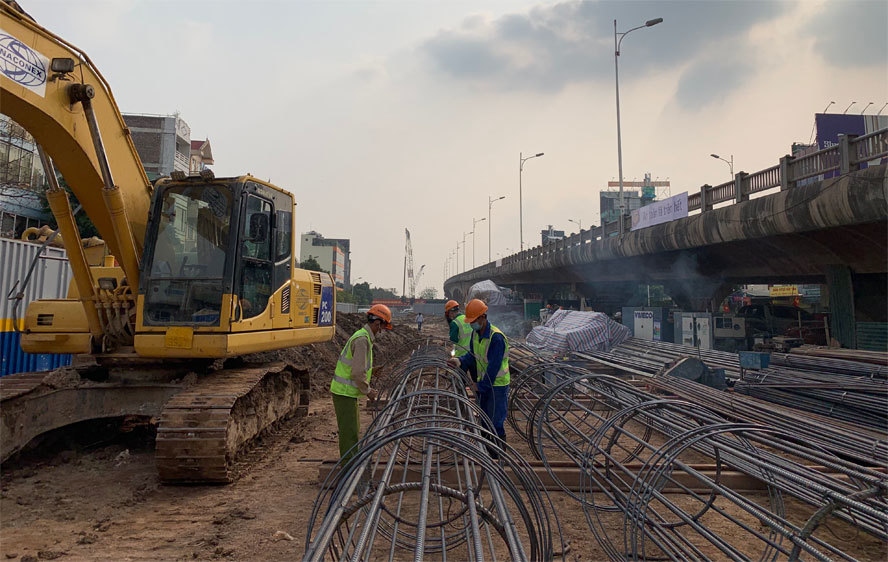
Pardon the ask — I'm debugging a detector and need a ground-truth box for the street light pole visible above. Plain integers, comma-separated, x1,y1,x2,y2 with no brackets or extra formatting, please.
488,195,505,262
462,231,472,273
568,218,583,232
519,152,544,251
614,16,662,235
860,101,874,115
710,153,734,178
472,217,486,268
842,101,857,114
351,277,363,299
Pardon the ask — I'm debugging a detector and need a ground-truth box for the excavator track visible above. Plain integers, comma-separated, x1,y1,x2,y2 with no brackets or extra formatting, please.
155,362,310,484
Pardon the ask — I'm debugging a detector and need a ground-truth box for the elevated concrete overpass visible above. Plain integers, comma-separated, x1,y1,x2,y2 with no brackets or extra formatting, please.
444,130,888,348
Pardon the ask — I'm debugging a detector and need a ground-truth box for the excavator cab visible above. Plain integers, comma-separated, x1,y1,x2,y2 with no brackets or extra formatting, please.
134,173,335,358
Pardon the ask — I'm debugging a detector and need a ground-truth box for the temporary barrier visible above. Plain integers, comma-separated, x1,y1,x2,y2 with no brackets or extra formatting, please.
0,237,73,376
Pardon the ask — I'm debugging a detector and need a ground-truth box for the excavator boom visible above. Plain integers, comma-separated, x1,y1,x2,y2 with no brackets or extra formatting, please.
1,1,336,483
1,2,151,284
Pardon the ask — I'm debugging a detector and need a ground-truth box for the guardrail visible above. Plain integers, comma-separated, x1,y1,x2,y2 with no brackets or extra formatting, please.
692,128,888,212
454,128,888,276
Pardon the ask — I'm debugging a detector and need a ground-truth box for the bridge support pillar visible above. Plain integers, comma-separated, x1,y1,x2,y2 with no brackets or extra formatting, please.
825,265,855,348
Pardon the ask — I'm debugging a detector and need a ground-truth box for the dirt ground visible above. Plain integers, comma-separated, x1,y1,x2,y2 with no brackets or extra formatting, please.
1,313,885,561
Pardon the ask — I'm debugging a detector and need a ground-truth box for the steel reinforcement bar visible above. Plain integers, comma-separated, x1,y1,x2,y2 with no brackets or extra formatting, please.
506,356,888,561
566,339,888,466
303,344,563,562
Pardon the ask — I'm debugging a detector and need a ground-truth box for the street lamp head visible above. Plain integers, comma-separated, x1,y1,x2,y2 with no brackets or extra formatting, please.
710,153,720,159
535,152,544,157
645,17,663,26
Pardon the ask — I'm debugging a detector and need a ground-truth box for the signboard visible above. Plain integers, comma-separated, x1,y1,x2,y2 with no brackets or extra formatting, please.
0,29,50,97
814,113,888,178
319,286,334,326
769,285,799,297
631,192,688,231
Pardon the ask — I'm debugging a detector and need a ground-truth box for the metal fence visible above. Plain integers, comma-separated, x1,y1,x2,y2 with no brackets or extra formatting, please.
0,237,73,376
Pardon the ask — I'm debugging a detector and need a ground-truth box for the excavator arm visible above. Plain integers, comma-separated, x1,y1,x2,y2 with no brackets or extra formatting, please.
1,1,151,286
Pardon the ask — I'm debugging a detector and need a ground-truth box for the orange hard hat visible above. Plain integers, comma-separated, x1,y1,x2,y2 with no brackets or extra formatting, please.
367,304,393,329
464,299,488,323
445,300,460,312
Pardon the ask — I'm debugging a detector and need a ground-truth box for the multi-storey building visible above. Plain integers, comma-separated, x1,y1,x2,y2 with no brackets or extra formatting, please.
122,113,213,180
299,231,351,287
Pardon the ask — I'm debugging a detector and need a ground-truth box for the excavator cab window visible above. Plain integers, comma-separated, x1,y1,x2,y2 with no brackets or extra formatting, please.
142,183,232,326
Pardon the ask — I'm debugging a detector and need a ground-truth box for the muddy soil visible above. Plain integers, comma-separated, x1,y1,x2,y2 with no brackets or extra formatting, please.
1,314,885,561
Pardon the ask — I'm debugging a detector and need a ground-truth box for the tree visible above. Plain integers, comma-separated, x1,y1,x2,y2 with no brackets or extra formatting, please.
419,287,438,300
299,255,326,273
371,286,398,300
336,288,355,304
352,282,373,305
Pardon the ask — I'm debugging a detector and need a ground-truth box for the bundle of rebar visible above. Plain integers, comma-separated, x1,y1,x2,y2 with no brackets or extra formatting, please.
303,345,563,562
506,360,888,561
734,369,887,431
566,338,888,466
647,374,888,467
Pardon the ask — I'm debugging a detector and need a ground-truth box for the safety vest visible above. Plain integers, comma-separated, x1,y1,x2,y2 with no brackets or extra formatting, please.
331,327,373,398
452,314,473,358
472,324,510,386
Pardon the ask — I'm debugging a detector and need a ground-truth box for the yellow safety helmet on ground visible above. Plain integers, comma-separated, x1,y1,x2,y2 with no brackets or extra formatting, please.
445,300,460,313
464,299,488,323
367,304,393,330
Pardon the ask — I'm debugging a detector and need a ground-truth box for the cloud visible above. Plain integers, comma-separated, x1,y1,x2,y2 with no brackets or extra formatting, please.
806,0,888,68
418,0,789,101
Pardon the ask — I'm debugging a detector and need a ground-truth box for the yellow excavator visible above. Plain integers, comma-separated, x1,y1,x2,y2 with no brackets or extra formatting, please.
0,1,336,482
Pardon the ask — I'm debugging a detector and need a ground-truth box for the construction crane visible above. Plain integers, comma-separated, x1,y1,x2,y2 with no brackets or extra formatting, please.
414,264,426,297
402,229,425,302
403,229,414,302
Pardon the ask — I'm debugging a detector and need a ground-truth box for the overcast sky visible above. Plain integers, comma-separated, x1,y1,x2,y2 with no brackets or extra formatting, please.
20,0,888,297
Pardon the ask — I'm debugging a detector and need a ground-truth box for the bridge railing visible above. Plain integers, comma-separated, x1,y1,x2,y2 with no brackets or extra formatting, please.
463,128,887,278
689,128,888,213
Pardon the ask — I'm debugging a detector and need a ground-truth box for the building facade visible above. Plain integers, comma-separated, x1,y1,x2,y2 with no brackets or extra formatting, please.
122,113,213,180
190,139,214,172
0,115,49,238
299,231,351,287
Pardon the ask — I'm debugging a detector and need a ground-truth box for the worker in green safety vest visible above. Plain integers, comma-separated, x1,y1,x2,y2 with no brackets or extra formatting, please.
447,298,510,458
330,303,392,462
444,299,473,359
